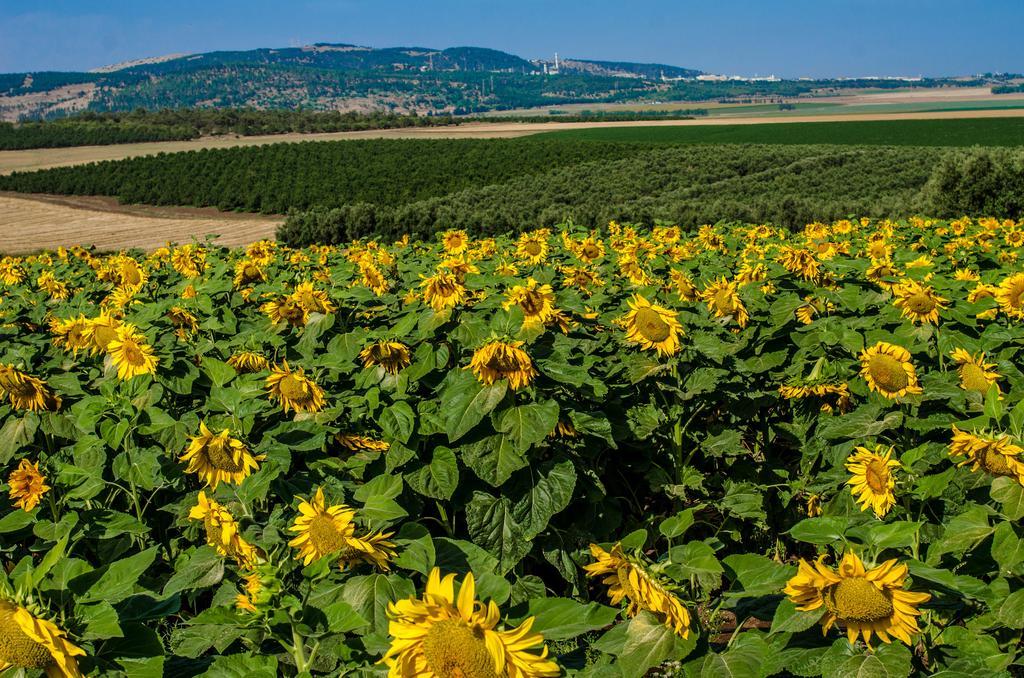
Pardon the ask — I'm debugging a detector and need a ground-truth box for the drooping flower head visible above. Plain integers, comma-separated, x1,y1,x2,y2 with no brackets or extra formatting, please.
7,459,50,512
380,568,560,678
468,341,537,390
701,277,749,328
227,351,270,374
0,366,61,412
188,491,258,567
288,488,395,570
360,341,412,375
266,361,326,413
949,426,1024,486
420,272,469,312
783,552,930,646
180,423,263,489
0,601,85,677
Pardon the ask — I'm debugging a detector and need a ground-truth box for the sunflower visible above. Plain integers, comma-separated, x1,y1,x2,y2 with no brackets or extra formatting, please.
846,445,899,519
996,272,1024,320
0,366,61,412
261,297,308,327
235,570,263,613
359,262,390,296
701,277,749,328
380,568,559,678
337,434,390,453
0,601,85,677
441,229,470,255
360,341,412,375
584,543,692,639
291,282,335,315
516,232,549,265
503,279,558,329
227,351,269,373
865,260,900,290
778,382,852,414
468,341,537,390
288,488,395,570
577,236,605,263
233,259,266,288
106,326,158,380
188,491,259,567
859,342,922,400
420,272,469,312
949,427,1024,485
7,459,50,512
266,361,326,413
949,349,1001,395
669,269,700,302
783,551,930,646
777,246,821,281
171,244,206,278
180,422,263,489
805,493,823,517
84,314,122,354
167,306,199,339
619,294,683,357
49,316,91,353
892,280,947,325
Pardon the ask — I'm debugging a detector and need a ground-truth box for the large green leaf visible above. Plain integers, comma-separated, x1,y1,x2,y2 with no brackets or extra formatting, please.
442,371,507,442
465,492,531,574
494,400,560,453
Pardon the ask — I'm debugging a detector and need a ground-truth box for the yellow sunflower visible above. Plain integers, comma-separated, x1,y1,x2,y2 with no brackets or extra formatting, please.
996,272,1024,320
167,306,199,339
7,459,50,512
227,351,269,373
359,262,390,296
84,314,122,355
892,280,947,325
420,272,469,312
865,260,900,291
288,488,395,570
584,543,692,639
0,366,61,412
291,282,335,315
0,601,85,677
106,326,159,380
266,362,326,413
441,229,470,255
701,277,750,328
859,342,922,400
261,296,308,327
380,568,559,678
620,294,683,357
360,341,412,375
949,349,1001,395
503,279,558,329
468,341,537,390
49,316,91,354
516,232,549,265
233,259,266,288
846,445,899,519
949,426,1024,485
783,552,930,646
336,434,390,453
180,422,263,489
188,491,259,567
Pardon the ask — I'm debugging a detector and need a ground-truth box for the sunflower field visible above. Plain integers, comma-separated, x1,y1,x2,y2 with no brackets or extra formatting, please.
2,216,1024,677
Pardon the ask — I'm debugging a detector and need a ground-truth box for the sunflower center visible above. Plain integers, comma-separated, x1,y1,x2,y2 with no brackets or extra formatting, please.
960,364,991,393
279,374,309,401
864,459,890,493
484,349,521,374
523,241,542,256
582,244,600,259
0,603,54,670
824,578,894,623
635,307,671,342
121,340,145,366
93,324,118,349
868,354,909,392
905,292,935,314
204,437,244,472
1008,281,1024,307
519,291,545,316
422,619,499,678
713,289,734,314
307,515,345,555
981,447,1017,478
6,380,39,398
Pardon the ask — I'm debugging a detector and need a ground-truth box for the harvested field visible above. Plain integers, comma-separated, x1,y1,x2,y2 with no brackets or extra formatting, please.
2,108,1023,175
0,192,280,254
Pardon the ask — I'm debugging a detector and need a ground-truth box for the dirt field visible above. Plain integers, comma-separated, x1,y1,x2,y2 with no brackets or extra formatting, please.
0,193,281,254
3,107,1023,176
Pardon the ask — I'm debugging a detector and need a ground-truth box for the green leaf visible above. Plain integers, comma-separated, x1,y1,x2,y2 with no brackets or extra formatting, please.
665,541,723,591
660,508,696,539
992,477,1024,521
200,654,278,678
442,372,507,442
723,554,795,599
991,522,1024,573
465,492,531,574
494,400,560,453
460,435,529,486
379,400,416,444
405,446,458,500
996,589,1024,629
519,598,619,641
619,611,695,678
512,460,576,539
75,547,158,604
700,634,768,678
790,517,853,545
163,547,225,596
201,357,236,387
341,574,415,635
0,413,39,463
825,643,911,678
770,598,822,635
78,600,124,640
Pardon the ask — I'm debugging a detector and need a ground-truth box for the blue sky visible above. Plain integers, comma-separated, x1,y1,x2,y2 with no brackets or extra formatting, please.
0,0,1020,77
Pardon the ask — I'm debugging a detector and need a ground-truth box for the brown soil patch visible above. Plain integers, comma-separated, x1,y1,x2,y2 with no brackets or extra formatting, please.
0,193,280,254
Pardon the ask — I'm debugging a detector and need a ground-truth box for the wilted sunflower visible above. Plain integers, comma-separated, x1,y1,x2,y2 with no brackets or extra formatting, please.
584,543,692,639
468,340,537,390
261,296,308,327
701,277,750,328
420,272,469,312
106,326,158,380
0,366,61,412
291,282,335,315
777,246,821,281
0,600,85,677
380,568,559,678
288,488,395,570
180,422,263,488
360,340,412,375
949,348,1001,395
266,361,326,413
620,294,683,357
336,434,390,453
949,426,1024,485
778,382,852,414
188,491,258,567
171,244,206,278
892,280,947,325
846,445,899,519
167,306,199,339
859,342,922,400
669,269,700,301
783,552,930,646
7,459,50,512
233,259,266,288
996,272,1024,320
503,278,558,329
227,351,269,373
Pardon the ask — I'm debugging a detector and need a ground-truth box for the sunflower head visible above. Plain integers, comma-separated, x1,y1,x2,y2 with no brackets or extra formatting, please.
420,272,469,312
106,326,159,380
996,273,1024,320
227,351,270,373
846,445,899,519
621,294,683,357
468,340,537,390
0,366,61,412
266,361,326,413
7,459,50,512
859,342,922,400
180,422,263,489
949,349,1001,395
949,426,1024,485
288,488,395,570
893,280,947,325
360,340,412,375
0,601,86,675
188,490,259,567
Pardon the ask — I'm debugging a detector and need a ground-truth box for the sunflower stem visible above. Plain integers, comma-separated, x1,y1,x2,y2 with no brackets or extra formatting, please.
290,623,307,672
